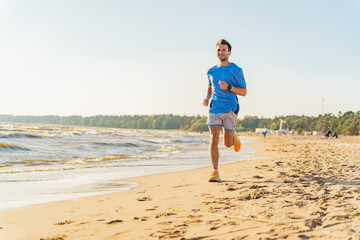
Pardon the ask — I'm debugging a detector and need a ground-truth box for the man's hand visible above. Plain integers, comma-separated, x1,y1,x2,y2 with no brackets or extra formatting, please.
219,81,229,90
203,97,210,106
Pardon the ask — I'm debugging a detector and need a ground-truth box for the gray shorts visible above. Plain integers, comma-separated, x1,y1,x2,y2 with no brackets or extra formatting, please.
208,111,237,133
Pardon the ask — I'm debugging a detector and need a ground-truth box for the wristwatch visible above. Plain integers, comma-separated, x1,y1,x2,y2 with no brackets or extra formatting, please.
227,85,232,91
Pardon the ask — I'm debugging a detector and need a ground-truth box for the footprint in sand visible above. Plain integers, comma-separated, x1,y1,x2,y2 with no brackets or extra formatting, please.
133,216,149,221
253,175,264,179
155,212,177,218
173,184,192,188
157,221,173,225
304,218,322,229
106,219,123,224
76,222,89,225
54,220,74,225
150,229,186,239
40,235,66,240
298,234,311,239
136,196,152,201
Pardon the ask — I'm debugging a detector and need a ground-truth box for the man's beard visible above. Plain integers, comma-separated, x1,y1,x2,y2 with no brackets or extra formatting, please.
218,55,228,62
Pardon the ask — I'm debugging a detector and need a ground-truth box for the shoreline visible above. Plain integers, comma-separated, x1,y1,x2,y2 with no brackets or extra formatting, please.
1,135,359,239
0,134,257,212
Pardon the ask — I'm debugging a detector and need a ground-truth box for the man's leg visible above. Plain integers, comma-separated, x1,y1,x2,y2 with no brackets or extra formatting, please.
223,112,241,152
224,131,241,152
209,126,221,170
224,131,236,148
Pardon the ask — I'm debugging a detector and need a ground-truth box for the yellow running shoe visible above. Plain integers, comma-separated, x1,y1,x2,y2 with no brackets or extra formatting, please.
208,171,221,182
233,132,241,152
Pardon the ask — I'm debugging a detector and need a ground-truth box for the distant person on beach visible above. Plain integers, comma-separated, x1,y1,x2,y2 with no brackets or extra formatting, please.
326,130,338,139
203,39,247,182
263,129,268,137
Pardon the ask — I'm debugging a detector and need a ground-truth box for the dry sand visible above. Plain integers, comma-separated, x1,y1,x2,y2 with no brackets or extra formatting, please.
0,135,360,240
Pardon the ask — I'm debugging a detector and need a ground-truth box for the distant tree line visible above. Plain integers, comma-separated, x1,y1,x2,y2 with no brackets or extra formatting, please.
0,114,208,132
0,110,359,135
236,111,359,136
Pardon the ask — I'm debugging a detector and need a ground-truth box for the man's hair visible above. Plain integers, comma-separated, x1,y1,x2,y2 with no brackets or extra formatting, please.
216,39,232,52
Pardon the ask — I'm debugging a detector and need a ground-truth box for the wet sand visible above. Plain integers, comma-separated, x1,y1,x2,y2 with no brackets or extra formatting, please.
0,135,359,239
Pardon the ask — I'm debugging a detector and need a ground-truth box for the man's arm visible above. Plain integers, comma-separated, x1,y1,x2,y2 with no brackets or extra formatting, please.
203,85,212,106
218,81,247,96
229,86,247,96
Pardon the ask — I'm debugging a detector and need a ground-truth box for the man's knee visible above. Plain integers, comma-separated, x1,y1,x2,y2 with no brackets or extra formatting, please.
224,140,233,148
224,138,234,148
224,132,234,148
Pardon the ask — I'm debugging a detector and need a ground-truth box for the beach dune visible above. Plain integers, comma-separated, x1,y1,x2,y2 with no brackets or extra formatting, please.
1,135,360,239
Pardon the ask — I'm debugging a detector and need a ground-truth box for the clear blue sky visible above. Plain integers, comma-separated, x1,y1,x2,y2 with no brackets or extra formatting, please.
1,0,359,117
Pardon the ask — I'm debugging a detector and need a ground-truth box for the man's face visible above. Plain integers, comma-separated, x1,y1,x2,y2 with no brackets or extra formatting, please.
216,44,231,61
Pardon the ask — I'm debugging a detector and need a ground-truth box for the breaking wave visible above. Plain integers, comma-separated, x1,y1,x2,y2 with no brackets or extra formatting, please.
0,143,28,151
92,142,138,147
0,132,42,138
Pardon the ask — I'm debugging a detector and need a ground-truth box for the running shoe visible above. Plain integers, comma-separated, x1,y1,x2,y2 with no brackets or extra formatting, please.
233,132,241,152
208,171,221,182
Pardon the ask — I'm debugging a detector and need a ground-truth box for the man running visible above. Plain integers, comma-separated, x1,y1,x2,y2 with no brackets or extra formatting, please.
203,39,247,182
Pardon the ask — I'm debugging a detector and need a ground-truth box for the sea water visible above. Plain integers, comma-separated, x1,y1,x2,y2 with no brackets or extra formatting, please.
0,122,257,210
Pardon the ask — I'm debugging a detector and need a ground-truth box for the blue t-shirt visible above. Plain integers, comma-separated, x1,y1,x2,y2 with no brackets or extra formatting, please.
207,63,246,114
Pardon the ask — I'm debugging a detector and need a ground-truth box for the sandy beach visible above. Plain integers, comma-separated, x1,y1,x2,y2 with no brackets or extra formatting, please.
1,135,360,240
